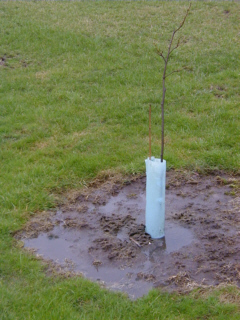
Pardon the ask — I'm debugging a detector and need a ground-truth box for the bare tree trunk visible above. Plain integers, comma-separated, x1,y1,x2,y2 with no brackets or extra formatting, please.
156,4,191,162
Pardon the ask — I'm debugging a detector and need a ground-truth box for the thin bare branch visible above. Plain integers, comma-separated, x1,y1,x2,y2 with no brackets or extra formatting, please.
169,37,181,55
157,3,191,162
165,66,188,78
154,43,167,63
149,104,152,160
130,237,141,247
174,3,191,34
158,52,166,63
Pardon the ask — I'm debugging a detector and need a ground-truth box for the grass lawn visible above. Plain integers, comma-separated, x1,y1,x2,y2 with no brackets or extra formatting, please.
0,1,239,319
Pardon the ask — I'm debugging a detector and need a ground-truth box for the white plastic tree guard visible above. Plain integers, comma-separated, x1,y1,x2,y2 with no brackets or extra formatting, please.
145,157,166,239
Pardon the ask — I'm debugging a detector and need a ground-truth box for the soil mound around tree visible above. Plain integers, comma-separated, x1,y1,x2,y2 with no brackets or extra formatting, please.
16,171,240,299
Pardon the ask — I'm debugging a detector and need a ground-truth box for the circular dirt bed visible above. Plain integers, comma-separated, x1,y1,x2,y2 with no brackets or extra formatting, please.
17,171,240,299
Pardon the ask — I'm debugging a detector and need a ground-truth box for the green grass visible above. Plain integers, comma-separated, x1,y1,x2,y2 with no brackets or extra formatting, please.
0,1,239,319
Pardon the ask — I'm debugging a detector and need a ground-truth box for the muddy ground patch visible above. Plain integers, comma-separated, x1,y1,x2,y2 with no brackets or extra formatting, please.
16,171,240,299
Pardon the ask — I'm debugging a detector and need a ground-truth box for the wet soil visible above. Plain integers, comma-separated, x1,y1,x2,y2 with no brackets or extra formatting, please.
17,171,240,299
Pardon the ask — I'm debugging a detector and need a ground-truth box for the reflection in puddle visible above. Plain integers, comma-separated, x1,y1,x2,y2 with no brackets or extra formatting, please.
165,223,194,253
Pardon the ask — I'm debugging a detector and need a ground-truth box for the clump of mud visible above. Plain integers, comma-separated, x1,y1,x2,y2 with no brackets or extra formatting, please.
16,171,240,298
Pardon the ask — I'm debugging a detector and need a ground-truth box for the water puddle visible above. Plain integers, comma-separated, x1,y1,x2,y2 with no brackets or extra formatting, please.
20,173,240,298
24,217,194,298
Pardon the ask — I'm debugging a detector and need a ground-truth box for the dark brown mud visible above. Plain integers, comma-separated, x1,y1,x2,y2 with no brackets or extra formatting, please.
17,171,240,299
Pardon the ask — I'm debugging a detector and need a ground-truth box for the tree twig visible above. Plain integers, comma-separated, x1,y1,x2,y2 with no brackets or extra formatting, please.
130,237,141,247
169,37,181,55
155,43,167,63
158,3,191,162
149,104,152,160
165,66,188,78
